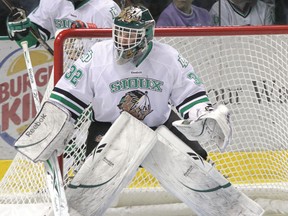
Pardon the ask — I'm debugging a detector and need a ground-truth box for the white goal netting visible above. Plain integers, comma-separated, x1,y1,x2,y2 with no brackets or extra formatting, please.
1,26,288,216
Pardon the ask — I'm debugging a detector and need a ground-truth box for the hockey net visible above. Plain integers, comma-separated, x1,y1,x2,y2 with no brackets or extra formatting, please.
1,26,288,215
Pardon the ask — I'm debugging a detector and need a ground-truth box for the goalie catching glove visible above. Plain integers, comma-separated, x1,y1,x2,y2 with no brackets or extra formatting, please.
173,103,232,151
6,7,39,47
14,101,74,162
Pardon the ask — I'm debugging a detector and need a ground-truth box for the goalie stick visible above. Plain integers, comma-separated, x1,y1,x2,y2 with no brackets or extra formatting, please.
2,0,54,56
21,40,69,216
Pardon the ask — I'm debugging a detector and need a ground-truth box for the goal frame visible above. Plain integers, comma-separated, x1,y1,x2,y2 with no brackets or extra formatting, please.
54,25,288,179
3,25,286,216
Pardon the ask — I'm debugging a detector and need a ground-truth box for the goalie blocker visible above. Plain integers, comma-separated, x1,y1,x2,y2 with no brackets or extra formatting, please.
14,101,74,162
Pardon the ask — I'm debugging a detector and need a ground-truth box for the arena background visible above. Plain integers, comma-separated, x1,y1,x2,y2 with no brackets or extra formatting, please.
0,0,287,180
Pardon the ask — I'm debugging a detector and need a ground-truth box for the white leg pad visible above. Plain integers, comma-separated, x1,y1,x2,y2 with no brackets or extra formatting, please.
66,112,157,216
142,126,264,216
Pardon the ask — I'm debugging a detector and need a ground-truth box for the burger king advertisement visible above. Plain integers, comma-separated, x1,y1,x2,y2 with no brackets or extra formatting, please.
0,38,54,159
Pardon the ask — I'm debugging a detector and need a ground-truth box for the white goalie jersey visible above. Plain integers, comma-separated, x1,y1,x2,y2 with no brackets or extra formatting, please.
49,39,210,128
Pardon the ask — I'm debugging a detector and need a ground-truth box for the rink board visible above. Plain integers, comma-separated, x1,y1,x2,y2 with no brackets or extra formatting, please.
2,151,287,189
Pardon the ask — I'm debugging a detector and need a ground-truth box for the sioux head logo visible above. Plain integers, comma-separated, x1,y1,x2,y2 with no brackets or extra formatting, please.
117,90,153,120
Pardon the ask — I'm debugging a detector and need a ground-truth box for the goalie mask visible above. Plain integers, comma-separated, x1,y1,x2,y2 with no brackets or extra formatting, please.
113,6,155,65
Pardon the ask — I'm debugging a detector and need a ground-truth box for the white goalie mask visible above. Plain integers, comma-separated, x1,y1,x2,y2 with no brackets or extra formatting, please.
113,6,155,65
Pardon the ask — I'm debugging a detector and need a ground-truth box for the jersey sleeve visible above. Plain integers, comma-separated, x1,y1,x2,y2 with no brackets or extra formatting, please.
89,3,121,28
169,52,210,119
49,49,95,122
28,0,69,38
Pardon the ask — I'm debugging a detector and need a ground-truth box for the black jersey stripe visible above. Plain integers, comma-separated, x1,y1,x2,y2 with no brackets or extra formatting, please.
176,91,209,119
50,93,84,114
176,91,207,111
70,111,79,121
53,87,89,109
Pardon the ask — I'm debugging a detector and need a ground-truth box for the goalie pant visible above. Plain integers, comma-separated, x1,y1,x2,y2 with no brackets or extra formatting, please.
66,112,264,216
85,109,208,160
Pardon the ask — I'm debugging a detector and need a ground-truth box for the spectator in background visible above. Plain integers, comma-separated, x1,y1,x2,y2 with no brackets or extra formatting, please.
261,0,274,6
193,0,217,11
274,0,288,24
156,0,213,27
209,0,274,26
143,0,171,21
